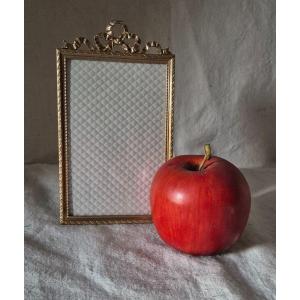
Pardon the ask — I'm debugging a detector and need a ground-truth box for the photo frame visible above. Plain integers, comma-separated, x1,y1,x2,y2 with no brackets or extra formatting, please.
57,21,175,224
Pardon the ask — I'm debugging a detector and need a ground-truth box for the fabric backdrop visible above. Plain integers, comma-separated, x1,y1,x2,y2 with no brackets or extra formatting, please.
25,164,276,299
25,0,275,167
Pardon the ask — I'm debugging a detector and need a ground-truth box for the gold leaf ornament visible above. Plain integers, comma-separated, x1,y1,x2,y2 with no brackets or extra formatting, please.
62,20,171,55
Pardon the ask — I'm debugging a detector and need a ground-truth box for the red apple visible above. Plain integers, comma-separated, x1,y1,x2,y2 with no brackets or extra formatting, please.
150,145,251,255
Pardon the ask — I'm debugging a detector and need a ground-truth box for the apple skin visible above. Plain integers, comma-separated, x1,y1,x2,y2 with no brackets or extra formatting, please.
150,155,251,255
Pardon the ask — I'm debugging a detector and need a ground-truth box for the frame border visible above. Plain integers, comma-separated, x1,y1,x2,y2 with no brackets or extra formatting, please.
57,49,175,225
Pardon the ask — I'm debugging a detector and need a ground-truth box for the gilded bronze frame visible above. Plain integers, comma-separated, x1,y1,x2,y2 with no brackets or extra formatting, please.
56,21,175,225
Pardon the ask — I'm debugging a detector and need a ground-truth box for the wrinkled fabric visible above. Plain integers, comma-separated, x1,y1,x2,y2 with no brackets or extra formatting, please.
25,164,275,299
25,0,275,168
171,0,275,167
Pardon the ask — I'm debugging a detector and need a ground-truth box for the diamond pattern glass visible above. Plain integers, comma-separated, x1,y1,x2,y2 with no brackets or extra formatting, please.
68,59,167,215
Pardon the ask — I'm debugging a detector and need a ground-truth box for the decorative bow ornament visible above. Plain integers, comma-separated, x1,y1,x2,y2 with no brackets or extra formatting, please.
62,20,171,55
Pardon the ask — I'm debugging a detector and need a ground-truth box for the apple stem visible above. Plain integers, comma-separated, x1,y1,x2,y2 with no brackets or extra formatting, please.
198,144,212,171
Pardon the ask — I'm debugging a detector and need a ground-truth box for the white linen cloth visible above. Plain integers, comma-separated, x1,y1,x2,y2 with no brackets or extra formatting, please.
25,164,275,299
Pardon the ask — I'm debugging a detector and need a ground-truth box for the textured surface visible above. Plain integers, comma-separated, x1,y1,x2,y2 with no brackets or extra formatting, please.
25,164,275,299
170,0,275,167
25,0,275,168
68,60,167,215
